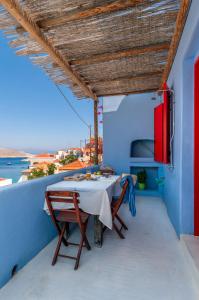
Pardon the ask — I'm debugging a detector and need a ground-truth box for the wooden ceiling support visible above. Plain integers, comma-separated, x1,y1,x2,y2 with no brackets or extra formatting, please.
161,0,191,85
91,71,162,84
71,43,170,66
0,0,98,101
98,88,158,97
38,0,143,29
93,101,99,165
17,42,169,62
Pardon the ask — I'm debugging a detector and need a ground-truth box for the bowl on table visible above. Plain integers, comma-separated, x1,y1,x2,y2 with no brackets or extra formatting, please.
103,173,110,178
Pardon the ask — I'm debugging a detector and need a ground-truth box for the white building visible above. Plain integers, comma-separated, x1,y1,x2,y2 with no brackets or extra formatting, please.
28,153,55,166
55,150,68,160
0,178,12,187
67,147,82,157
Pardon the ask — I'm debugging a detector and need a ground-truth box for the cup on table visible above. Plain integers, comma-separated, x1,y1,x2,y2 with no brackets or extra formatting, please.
103,173,110,178
86,172,91,179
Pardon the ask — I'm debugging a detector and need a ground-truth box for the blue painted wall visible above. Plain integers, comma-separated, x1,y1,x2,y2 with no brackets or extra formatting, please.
103,93,159,174
0,167,98,288
163,0,199,236
103,0,199,237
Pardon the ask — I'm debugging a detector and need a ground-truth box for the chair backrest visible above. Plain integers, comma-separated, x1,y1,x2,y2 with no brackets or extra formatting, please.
112,180,129,219
46,191,82,229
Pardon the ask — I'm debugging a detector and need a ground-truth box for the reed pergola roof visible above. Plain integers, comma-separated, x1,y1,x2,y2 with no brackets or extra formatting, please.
0,0,191,100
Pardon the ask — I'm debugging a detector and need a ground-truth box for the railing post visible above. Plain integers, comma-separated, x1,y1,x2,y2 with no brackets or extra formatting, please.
94,100,99,165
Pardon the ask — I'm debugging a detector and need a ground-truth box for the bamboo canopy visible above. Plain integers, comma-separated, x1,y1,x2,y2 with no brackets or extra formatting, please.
0,0,191,100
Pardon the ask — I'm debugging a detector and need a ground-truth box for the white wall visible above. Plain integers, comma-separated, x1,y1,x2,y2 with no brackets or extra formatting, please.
103,93,159,174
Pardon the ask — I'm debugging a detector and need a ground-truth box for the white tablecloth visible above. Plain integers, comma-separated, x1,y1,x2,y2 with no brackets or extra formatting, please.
44,175,120,229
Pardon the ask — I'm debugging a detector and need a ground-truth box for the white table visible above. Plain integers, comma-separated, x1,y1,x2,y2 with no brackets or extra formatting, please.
45,175,120,246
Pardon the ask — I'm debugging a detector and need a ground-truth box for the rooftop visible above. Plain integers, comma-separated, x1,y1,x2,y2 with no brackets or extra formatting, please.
59,160,91,171
68,148,82,151
34,153,55,158
33,162,53,168
1,196,198,300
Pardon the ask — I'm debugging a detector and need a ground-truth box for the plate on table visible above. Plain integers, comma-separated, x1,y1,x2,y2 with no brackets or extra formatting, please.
64,174,85,181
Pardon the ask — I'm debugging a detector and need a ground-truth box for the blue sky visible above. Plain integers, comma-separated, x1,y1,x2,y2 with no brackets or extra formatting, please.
0,33,102,153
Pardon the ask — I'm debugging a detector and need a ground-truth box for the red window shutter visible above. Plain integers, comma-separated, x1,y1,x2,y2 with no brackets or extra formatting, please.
154,103,164,162
154,82,170,164
194,57,199,235
162,83,170,164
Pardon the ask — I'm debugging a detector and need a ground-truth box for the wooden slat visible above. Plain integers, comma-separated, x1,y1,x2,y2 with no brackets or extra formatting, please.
54,71,162,88
91,71,162,84
98,88,158,97
161,0,191,85
17,42,170,61
16,48,46,56
71,43,170,66
0,0,98,101
39,0,143,29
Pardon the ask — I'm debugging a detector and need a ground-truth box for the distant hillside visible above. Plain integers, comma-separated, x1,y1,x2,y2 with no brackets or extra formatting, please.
0,148,32,158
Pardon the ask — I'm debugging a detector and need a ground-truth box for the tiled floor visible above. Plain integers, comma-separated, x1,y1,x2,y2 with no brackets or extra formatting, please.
1,196,198,300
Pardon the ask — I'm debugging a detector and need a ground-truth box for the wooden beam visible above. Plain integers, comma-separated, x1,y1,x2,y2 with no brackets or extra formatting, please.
39,0,143,29
16,42,170,62
71,43,170,66
91,71,162,84
0,0,98,101
97,88,158,97
93,101,99,165
161,0,191,85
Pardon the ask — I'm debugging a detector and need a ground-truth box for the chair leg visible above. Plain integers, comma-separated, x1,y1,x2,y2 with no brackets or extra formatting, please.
74,220,91,270
113,222,125,239
52,223,66,266
84,235,91,250
62,237,68,247
65,222,70,239
74,235,84,270
103,225,107,233
83,220,91,250
55,222,68,246
115,214,128,230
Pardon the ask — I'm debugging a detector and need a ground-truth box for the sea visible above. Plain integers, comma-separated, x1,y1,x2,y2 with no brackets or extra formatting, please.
0,157,30,183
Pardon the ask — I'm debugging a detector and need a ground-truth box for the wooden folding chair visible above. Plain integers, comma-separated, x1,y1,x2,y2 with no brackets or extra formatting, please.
103,179,129,239
46,191,91,270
